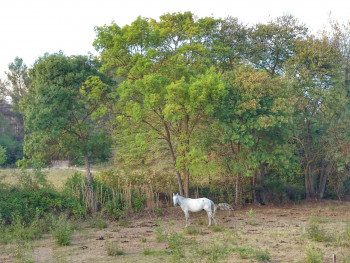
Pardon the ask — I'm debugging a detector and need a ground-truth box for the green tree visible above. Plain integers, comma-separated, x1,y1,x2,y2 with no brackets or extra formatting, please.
0,79,7,102
6,57,30,114
0,145,6,166
21,52,112,211
94,12,224,196
248,15,307,76
213,65,295,205
287,34,346,199
213,16,250,72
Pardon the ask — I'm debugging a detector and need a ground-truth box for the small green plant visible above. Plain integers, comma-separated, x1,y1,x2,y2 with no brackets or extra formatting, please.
10,213,44,242
106,241,124,256
167,233,187,260
197,219,205,226
309,214,328,224
195,243,230,262
210,225,225,232
233,246,270,261
119,220,131,227
254,249,271,261
154,226,166,243
89,216,108,229
154,207,162,217
143,249,168,256
132,195,147,213
246,208,255,219
233,246,254,259
328,206,336,212
155,217,163,224
183,226,202,235
306,220,328,242
169,220,175,227
143,249,152,255
51,215,73,246
13,242,35,263
303,244,323,263
141,237,147,243
345,221,350,246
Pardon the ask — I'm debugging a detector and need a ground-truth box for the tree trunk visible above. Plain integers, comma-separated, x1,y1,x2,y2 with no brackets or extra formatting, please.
305,164,312,199
84,154,96,213
319,160,333,199
234,143,243,206
166,140,184,196
185,168,190,198
164,121,184,195
254,162,267,205
235,173,243,206
252,175,256,204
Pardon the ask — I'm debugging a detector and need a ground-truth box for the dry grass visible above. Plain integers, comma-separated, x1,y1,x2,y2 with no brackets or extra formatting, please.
1,200,350,262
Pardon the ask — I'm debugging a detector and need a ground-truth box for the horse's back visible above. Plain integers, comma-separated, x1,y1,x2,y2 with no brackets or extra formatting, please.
186,198,212,212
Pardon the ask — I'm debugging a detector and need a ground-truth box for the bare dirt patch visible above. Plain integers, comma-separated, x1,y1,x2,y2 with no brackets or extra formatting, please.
1,200,350,262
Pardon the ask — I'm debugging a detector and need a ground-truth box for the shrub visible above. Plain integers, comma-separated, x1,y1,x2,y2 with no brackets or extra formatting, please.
89,216,108,229
51,215,73,246
306,217,331,242
303,244,323,263
106,241,124,256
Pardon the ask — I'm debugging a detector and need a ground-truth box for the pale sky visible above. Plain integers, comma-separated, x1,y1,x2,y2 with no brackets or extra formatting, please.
1,0,349,79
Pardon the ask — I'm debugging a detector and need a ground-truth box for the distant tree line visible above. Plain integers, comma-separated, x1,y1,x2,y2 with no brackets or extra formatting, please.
0,12,349,207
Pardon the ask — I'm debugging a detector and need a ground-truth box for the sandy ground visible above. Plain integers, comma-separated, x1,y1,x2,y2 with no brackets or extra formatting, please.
1,200,350,263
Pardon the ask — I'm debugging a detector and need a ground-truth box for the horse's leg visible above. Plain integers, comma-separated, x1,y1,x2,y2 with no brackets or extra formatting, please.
207,211,212,226
184,211,190,227
212,213,217,226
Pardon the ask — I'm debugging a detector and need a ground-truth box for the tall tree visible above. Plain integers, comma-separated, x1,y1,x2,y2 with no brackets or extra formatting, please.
287,34,345,199
21,52,111,211
6,57,30,114
94,12,224,196
248,15,307,76
213,65,294,205
213,16,249,72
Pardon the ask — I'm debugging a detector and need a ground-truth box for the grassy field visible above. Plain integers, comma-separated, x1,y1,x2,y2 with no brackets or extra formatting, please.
1,169,350,262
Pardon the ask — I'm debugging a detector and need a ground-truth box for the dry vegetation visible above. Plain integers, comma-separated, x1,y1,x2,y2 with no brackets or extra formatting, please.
1,169,350,263
0,200,350,263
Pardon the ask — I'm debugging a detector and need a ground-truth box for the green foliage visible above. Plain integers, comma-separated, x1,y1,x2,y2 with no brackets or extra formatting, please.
306,216,331,242
167,232,188,260
95,13,226,195
89,216,108,229
232,246,270,261
210,225,225,232
154,226,167,243
0,171,85,226
51,214,73,246
21,53,113,209
195,243,231,262
183,226,202,235
106,241,124,256
303,244,323,263
0,145,6,166
345,221,350,246
0,115,23,166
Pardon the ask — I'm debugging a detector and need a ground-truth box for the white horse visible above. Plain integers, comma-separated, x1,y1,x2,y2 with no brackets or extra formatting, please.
172,193,217,227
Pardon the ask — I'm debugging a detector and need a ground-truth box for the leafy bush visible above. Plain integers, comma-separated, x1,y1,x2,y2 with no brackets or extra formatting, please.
0,145,6,166
303,244,323,263
89,216,108,229
0,185,85,226
106,241,124,256
51,215,73,246
306,216,331,242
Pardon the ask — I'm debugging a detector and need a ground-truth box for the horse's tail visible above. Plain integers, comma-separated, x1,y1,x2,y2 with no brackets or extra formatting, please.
211,200,217,217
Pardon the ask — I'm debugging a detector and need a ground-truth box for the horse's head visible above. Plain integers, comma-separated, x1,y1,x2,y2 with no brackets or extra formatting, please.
173,193,179,206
